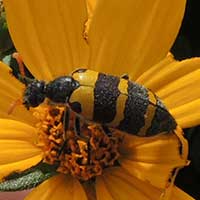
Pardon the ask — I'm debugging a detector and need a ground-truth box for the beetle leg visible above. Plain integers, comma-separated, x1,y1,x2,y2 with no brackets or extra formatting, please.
57,106,70,157
74,115,81,137
102,125,113,137
63,106,70,140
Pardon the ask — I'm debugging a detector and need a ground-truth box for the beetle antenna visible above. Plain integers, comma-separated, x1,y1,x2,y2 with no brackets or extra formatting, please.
7,99,22,115
8,53,34,115
18,74,34,85
12,52,34,85
12,52,25,77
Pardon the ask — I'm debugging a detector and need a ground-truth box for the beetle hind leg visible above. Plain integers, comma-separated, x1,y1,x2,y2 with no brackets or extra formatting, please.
102,125,113,137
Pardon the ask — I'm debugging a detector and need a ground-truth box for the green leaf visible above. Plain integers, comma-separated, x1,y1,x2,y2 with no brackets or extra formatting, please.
0,11,14,55
2,54,12,65
0,163,58,191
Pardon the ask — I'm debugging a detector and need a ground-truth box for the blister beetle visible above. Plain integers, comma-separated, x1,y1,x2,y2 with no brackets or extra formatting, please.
23,68,177,136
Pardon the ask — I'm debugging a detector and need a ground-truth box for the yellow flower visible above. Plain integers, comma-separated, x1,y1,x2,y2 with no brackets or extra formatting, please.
0,0,199,199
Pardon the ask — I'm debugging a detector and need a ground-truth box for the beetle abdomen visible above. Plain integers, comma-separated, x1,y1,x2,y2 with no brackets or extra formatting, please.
117,80,177,136
70,69,177,136
93,73,120,123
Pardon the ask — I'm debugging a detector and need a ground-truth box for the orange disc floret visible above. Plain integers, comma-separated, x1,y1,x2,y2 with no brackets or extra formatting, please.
34,105,124,181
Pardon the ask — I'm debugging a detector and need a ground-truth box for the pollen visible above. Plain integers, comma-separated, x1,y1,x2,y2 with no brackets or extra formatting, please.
34,106,124,181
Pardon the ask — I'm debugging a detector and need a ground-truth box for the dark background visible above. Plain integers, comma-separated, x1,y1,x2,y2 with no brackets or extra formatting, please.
172,0,200,199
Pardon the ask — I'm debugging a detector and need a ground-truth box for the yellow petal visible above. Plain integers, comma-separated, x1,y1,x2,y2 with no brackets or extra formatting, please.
0,119,38,143
136,53,174,86
171,99,200,128
155,68,200,127
0,140,41,165
121,133,186,163
136,56,200,128
4,0,89,80
97,167,164,200
156,69,200,109
97,168,194,200
88,0,186,79
0,155,42,181
137,57,200,92
171,186,195,200
0,119,42,180
84,0,96,40
96,177,114,200
25,174,87,200
86,0,96,18
121,160,178,190
120,130,188,189
0,62,36,125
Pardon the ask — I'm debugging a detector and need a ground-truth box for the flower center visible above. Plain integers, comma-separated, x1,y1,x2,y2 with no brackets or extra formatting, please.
34,106,124,181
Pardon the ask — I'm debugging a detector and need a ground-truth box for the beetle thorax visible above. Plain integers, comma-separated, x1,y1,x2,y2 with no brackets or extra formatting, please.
45,76,80,104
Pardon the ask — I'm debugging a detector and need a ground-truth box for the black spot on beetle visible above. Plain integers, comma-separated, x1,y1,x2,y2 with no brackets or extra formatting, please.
70,102,82,114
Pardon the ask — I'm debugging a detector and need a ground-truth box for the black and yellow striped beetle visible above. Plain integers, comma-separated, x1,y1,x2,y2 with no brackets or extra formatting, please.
23,68,177,136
